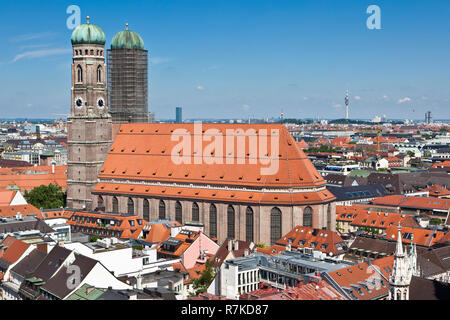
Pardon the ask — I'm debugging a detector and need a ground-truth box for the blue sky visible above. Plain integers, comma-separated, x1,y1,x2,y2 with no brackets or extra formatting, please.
0,0,449,120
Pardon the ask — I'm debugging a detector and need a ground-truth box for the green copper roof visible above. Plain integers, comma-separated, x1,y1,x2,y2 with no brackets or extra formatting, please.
71,18,106,45
111,24,144,50
65,284,106,300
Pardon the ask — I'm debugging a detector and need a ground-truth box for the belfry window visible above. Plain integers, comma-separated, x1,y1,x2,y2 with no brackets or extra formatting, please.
97,66,102,83
77,66,83,83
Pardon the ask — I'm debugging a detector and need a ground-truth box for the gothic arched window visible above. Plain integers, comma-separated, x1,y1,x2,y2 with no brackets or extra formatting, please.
127,198,134,215
175,201,182,223
270,207,282,245
303,206,313,227
112,197,118,213
97,66,102,83
327,205,332,230
209,204,217,238
77,65,83,83
159,200,166,220
246,207,254,242
227,205,235,239
97,196,104,209
143,199,150,221
192,202,199,222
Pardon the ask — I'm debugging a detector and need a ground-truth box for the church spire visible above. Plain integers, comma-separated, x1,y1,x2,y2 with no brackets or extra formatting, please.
389,222,413,300
395,222,404,257
410,233,418,276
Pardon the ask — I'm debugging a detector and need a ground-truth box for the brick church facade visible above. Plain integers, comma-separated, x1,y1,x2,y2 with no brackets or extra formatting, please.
66,19,113,210
92,123,336,245
66,19,337,246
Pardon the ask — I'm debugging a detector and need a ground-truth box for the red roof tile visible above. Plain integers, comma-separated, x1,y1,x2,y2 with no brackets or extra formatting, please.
327,256,394,300
0,236,30,264
94,124,334,205
275,226,346,256
383,226,445,247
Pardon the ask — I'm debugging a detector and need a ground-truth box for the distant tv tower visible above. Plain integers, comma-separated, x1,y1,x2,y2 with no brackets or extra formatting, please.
345,89,350,120
280,107,284,122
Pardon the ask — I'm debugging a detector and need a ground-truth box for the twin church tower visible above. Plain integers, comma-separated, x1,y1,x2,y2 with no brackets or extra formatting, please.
67,17,149,210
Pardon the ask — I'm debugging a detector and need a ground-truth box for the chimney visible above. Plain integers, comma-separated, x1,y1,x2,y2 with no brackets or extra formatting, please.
51,161,55,174
136,274,143,290
234,240,239,251
228,239,233,252
168,280,174,291
244,249,249,256
128,291,137,300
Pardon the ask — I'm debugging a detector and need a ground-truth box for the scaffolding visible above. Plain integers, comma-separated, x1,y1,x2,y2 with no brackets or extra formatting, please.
107,48,149,123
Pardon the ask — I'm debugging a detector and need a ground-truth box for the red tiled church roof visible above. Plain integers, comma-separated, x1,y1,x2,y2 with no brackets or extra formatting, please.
94,123,335,205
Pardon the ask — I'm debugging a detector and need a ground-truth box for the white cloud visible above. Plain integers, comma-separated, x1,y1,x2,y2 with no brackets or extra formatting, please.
332,103,342,108
382,95,389,100
19,43,54,50
196,85,205,91
303,96,309,101
354,96,361,100
27,104,32,107
12,48,72,63
11,32,57,42
242,104,250,111
421,96,428,100
150,57,173,65
397,97,412,104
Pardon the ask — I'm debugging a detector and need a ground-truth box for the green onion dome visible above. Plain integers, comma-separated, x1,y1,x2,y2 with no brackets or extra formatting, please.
111,23,144,50
71,16,106,46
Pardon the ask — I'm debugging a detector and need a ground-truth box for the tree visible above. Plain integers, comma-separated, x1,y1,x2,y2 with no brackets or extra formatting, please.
89,235,100,242
429,218,442,226
192,260,214,295
23,184,65,209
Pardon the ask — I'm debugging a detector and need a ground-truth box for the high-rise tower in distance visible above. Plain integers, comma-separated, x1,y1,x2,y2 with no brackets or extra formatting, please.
425,111,432,124
107,23,149,123
175,106,182,123
345,89,350,120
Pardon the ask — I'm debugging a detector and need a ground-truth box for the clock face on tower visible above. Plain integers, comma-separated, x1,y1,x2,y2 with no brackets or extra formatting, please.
97,97,105,109
75,97,84,108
